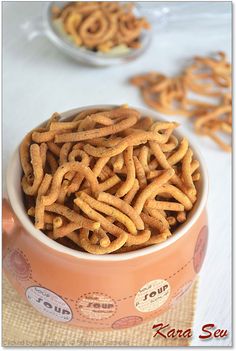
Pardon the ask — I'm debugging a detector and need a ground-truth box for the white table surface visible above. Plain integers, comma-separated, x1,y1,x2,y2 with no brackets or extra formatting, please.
3,2,232,347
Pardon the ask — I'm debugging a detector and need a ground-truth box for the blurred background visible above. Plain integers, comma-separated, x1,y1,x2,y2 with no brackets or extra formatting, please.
3,1,232,346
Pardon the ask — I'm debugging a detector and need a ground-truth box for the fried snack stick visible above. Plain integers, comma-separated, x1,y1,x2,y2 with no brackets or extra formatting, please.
134,168,175,214
141,86,193,117
146,170,165,180
21,144,44,196
90,228,111,248
145,208,170,232
57,180,70,205
73,108,103,121
113,153,124,171
79,10,117,49
125,229,151,247
143,230,171,246
192,172,200,181
177,211,187,223
67,149,91,193
87,137,122,148
92,157,110,178
35,174,52,229
53,216,63,230
96,174,121,193
19,128,45,183
123,179,140,204
195,105,231,132
72,142,84,150
59,142,72,165
64,13,83,45
117,13,146,44
74,197,129,240
150,184,193,211
84,128,178,158
149,138,188,168
182,148,196,196
19,130,34,182
138,145,150,173
160,135,179,152
129,71,166,88
32,129,70,143
55,108,139,143
46,151,58,175
28,207,55,225
50,121,81,131
132,116,153,130
116,146,135,197
140,212,166,233
194,105,232,152
45,112,60,128
191,159,200,174
133,156,147,189
39,143,48,169
45,203,100,231
148,139,195,202
41,162,98,206
145,199,184,212
80,114,116,127
97,192,144,230
167,216,177,226
99,165,114,181
79,228,127,255
183,74,222,98
77,191,137,235
148,158,159,171
68,148,90,164
47,141,61,157
53,222,83,239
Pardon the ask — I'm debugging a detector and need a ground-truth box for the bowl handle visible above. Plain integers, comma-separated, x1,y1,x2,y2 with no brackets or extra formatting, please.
2,199,20,254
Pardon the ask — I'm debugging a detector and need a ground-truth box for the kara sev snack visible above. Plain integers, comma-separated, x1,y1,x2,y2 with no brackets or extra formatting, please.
130,52,232,152
51,2,150,54
20,106,201,254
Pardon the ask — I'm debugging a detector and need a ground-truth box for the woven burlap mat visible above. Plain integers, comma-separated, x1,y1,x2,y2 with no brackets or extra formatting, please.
2,275,198,346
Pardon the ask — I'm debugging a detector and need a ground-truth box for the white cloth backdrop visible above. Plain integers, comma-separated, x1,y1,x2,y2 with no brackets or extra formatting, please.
3,2,232,347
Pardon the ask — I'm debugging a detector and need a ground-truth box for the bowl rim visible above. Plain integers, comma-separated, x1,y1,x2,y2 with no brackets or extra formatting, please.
6,104,208,262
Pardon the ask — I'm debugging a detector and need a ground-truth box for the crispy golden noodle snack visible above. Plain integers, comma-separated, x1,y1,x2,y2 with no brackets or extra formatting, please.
54,108,140,143
45,203,100,231
134,168,175,214
39,143,48,170
77,191,137,235
42,162,98,206
130,52,231,152
97,192,144,230
133,156,147,189
84,128,178,158
21,144,44,196
35,174,52,229
116,146,135,197
20,106,201,254
52,2,150,53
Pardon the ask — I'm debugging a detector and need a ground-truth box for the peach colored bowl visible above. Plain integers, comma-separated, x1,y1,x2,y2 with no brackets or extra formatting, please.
3,105,208,330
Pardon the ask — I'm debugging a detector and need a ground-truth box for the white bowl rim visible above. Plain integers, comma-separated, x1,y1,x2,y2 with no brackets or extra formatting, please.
6,104,208,262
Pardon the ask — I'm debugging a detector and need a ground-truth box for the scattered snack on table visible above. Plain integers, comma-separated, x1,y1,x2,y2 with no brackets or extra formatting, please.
130,52,232,152
20,106,201,254
51,2,150,54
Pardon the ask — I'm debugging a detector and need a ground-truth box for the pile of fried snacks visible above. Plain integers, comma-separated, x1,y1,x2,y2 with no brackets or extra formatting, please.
130,52,232,152
51,2,150,53
21,106,201,254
